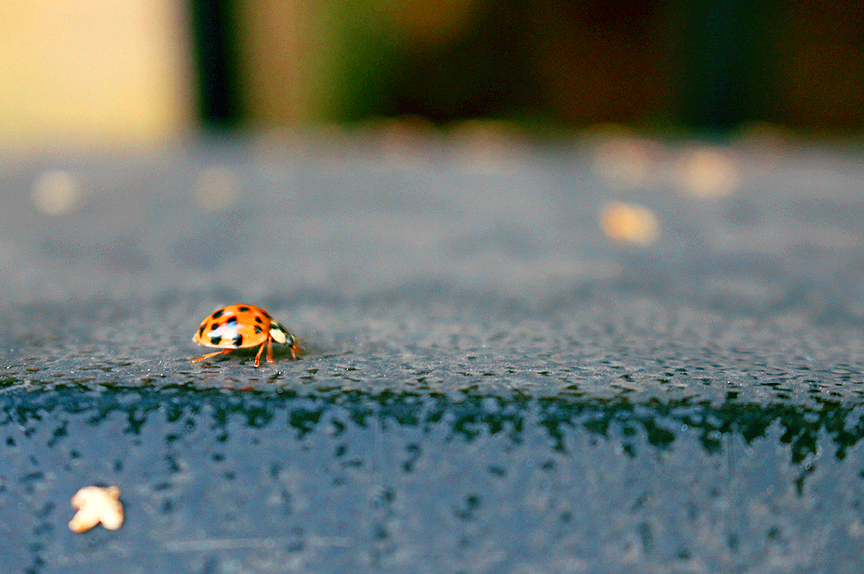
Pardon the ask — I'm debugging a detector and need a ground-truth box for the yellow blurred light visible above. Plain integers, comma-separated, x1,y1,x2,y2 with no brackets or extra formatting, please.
600,202,659,246
0,0,193,147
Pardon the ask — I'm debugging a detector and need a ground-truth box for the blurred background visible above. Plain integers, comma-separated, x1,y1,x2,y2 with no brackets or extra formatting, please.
2,0,864,147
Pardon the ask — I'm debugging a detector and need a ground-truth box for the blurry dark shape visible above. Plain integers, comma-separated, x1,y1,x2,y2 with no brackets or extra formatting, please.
390,1,544,123
522,0,670,127
673,0,763,132
190,0,244,128
193,0,864,133
767,0,864,131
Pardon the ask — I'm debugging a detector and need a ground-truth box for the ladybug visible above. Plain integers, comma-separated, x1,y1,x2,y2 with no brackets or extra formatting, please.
191,304,301,367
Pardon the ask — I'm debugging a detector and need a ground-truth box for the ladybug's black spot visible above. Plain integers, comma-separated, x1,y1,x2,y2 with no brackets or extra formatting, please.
254,325,263,335
211,309,224,319
232,334,244,347
254,316,263,324
210,322,219,331
226,315,238,326
198,324,206,337
210,335,222,345
238,306,251,313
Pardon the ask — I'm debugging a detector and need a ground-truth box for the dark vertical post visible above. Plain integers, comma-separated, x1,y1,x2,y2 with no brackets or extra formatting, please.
189,0,243,129
678,0,763,133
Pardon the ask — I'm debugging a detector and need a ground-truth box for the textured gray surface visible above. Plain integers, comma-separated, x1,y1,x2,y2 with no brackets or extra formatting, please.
3,133,864,573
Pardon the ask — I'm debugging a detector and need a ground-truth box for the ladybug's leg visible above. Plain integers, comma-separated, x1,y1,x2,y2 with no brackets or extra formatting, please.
266,337,274,363
191,349,233,363
289,337,301,359
254,341,266,368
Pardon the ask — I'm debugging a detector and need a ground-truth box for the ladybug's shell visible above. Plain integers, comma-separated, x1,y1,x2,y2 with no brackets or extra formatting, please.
193,304,288,349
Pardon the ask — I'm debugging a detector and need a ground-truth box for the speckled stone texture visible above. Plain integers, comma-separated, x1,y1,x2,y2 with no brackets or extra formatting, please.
3,134,864,573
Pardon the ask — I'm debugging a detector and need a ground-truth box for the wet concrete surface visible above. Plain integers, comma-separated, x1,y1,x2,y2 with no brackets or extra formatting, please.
3,133,864,572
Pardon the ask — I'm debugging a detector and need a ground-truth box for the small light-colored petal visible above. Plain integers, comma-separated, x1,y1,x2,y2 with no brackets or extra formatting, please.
69,485,124,533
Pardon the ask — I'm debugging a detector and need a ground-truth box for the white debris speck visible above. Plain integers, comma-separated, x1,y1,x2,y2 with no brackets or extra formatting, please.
69,485,124,533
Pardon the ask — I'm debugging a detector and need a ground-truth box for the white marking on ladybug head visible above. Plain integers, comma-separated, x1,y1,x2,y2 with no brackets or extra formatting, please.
269,322,289,344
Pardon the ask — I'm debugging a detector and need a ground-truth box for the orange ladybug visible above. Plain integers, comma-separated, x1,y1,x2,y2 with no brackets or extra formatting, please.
191,304,301,367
